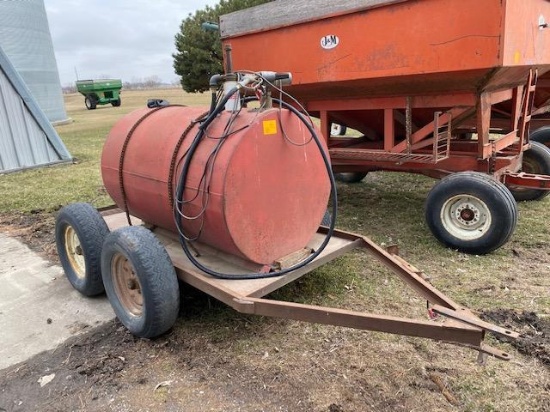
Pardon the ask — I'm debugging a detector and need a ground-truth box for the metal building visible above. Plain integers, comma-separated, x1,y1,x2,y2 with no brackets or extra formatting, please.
0,46,72,173
0,0,68,123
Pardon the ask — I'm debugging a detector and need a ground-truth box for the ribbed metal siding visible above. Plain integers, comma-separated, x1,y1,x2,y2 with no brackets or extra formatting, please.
0,0,68,123
0,46,71,173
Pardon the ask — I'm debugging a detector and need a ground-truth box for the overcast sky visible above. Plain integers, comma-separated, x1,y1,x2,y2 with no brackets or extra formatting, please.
45,0,219,86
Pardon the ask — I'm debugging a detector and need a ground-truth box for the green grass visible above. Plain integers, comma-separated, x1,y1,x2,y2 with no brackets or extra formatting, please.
0,128,109,212
0,88,210,213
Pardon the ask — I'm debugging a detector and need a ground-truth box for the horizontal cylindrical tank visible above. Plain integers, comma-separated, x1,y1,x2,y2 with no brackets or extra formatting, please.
102,106,331,264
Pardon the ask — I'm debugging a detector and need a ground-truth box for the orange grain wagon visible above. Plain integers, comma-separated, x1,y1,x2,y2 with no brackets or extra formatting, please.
220,0,550,254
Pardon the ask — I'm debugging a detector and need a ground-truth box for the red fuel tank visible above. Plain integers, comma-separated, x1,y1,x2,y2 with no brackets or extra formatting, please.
101,106,331,264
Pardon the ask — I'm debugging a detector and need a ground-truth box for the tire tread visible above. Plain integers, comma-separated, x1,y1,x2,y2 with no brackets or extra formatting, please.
101,226,179,338
55,203,109,296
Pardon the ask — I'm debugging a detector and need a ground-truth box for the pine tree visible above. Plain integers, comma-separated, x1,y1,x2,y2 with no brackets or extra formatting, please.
173,0,271,93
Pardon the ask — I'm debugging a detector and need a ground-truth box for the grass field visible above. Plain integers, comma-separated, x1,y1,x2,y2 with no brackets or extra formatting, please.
0,88,549,411
0,89,210,213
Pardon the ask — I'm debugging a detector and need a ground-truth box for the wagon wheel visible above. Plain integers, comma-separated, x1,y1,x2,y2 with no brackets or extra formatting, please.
530,126,550,148
85,95,97,110
507,141,550,201
330,123,347,136
101,226,180,338
111,97,121,107
334,172,368,183
330,123,367,183
425,172,517,255
55,203,110,296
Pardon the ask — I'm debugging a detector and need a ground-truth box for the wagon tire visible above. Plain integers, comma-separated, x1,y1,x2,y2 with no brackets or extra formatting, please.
425,172,517,255
85,95,97,110
55,203,109,296
530,126,550,148
111,98,121,107
507,141,550,201
330,123,347,136
335,172,368,183
101,226,180,338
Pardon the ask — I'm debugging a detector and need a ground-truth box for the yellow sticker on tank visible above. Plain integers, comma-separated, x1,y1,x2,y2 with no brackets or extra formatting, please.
514,51,521,64
263,120,277,135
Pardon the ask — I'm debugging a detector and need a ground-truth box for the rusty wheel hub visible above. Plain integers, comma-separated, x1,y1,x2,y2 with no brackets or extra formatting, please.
64,226,85,278
111,253,143,317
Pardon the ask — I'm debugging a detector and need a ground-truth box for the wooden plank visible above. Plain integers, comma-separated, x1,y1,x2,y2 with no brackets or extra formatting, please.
101,211,359,299
220,0,409,38
103,211,142,230
169,232,358,298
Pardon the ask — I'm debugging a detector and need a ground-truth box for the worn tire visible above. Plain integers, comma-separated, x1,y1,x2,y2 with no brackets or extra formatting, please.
55,203,109,296
530,125,550,147
101,226,180,338
334,172,368,183
425,172,517,255
507,141,550,201
85,95,97,110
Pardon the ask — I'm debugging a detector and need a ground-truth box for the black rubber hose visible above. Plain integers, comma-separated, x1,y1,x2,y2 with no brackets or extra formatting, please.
173,87,240,233
174,91,338,279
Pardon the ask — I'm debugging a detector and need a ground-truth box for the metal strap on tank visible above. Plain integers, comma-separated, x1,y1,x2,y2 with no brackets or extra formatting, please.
118,106,174,226
167,111,210,209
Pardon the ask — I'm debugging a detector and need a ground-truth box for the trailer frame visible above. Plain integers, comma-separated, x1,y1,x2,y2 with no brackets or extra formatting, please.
100,207,518,361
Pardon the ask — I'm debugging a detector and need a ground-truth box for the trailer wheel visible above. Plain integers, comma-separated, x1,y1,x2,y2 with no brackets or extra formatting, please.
335,172,368,183
85,95,97,110
507,141,550,201
101,226,180,338
55,203,110,296
425,172,517,255
530,126,550,148
111,98,121,107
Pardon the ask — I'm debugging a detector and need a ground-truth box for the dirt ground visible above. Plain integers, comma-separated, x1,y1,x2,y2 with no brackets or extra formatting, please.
0,212,549,412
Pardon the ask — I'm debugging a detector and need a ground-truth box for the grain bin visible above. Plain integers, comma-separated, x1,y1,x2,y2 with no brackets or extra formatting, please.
0,0,68,123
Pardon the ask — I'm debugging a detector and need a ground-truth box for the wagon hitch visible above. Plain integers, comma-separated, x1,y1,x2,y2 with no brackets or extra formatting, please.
221,231,518,362
503,172,550,190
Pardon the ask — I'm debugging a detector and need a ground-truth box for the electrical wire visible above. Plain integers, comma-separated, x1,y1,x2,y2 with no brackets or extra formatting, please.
173,90,266,241
173,75,338,279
